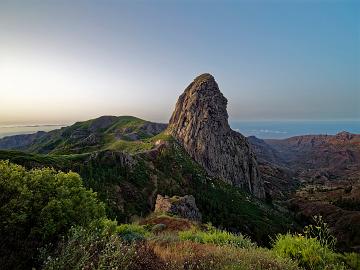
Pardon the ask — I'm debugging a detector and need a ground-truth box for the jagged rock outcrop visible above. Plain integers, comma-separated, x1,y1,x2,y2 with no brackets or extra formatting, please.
168,73,265,198
155,194,202,222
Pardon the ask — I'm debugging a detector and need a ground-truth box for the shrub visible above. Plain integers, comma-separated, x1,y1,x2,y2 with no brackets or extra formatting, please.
41,226,137,270
0,160,106,269
342,252,360,270
42,225,167,270
151,223,167,233
303,215,337,250
179,228,255,249
116,223,150,242
272,233,347,270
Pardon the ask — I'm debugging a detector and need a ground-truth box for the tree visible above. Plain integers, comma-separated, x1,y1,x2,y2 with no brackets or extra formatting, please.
0,160,106,269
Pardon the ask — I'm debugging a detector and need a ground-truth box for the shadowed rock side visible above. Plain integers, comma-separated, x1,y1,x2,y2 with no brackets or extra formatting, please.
154,194,202,222
168,73,265,198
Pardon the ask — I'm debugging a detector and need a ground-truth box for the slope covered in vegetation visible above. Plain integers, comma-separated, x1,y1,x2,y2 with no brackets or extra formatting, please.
0,116,167,154
0,133,294,245
1,160,359,270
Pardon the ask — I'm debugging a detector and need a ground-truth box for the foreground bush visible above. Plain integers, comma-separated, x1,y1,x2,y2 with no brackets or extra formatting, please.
42,226,165,270
272,233,347,270
343,252,360,270
0,160,106,269
179,227,256,249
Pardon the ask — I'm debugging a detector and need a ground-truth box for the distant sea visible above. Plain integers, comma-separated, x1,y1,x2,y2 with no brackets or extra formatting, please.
231,120,360,139
0,125,65,139
0,120,359,140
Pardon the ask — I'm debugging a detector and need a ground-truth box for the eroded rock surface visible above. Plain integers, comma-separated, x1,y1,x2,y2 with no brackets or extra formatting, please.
154,194,202,221
168,73,264,198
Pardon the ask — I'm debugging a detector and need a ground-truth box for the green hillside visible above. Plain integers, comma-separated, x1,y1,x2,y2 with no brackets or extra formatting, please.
13,116,167,154
1,160,357,270
0,133,295,245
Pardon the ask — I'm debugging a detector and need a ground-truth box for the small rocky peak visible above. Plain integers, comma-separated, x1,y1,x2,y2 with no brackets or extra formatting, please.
336,131,353,141
168,74,265,199
168,73,230,135
154,194,202,222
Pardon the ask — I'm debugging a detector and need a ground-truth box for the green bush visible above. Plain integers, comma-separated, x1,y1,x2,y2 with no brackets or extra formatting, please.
343,252,360,270
179,228,255,249
303,215,337,250
272,233,347,270
117,223,150,242
41,226,138,270
0,160,106,269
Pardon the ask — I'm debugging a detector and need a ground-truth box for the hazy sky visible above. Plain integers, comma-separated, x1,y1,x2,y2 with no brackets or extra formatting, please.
0,0,359,125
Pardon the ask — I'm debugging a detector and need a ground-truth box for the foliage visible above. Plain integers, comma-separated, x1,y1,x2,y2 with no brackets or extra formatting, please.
154,143,295,245
272,233,347,270
179,227,256,249
303,215,337,250
334,197,360,211
107,140,154,153
116,223,150,242
0,136,295,248
342,252,360,270
0,160,106,269
41,226,138,270
0,138,296,248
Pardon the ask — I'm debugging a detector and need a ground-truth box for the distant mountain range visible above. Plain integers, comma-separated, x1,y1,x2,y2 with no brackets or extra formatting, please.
249,132,360,251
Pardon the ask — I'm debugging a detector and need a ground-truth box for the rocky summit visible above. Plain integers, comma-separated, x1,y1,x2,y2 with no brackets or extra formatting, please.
168,73,265,198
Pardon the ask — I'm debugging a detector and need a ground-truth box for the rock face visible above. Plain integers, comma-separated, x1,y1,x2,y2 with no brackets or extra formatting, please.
168,73,265,198
154,195,202,222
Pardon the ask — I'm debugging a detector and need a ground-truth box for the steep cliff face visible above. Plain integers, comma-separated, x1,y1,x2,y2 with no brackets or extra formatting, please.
168,73,265,198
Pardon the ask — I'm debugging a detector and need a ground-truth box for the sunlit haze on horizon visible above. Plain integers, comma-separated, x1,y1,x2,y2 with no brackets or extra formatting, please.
0,0,359,125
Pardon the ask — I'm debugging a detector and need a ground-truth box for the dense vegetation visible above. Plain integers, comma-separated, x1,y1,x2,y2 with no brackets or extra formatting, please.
1,161,359,270
0,160,106,269
0,136,294,245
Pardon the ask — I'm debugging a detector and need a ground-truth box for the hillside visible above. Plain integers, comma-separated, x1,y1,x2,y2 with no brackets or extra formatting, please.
0,74,296,246
3,160,358,270
249,133,360,251
0,115,167,154
0,137,293,245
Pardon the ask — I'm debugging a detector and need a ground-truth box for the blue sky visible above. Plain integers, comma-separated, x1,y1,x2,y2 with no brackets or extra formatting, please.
0,0,359,124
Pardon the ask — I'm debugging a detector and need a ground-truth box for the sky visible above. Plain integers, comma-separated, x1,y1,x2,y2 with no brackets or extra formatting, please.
0,0,359,125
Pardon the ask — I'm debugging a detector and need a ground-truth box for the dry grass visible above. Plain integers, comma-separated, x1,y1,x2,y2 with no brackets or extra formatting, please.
148,240,300,270
140,215,195,232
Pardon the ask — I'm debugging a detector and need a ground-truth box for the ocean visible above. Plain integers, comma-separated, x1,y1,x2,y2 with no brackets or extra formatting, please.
0,125,65,139
0,120,359,140
231,120,360,139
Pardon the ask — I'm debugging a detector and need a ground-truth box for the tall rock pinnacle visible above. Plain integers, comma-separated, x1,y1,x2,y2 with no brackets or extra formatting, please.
168,73,265,198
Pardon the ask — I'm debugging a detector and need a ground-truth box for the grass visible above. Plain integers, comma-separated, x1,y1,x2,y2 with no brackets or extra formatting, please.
116,224,150,242
273,233,348,270
179,228,256,249
42,222,302,270
107,131,174,154
150,241,300,270
107,140,154,153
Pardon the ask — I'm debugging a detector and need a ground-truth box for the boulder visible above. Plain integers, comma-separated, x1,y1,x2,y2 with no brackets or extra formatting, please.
154,194,202,222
